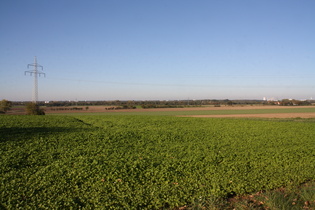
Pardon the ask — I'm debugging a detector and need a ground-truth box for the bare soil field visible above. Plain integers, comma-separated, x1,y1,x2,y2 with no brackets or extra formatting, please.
7,105,315,118
45,105,311,112
42,105,315,118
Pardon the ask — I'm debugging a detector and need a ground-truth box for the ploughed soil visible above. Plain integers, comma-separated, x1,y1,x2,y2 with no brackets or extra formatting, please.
8,105,315,118
42,105,315,118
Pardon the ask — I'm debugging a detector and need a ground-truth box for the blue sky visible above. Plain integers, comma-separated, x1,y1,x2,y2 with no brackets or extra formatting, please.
1,0,314,101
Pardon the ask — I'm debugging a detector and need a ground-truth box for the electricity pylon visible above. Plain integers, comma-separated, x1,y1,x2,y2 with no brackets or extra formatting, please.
25,56,45,103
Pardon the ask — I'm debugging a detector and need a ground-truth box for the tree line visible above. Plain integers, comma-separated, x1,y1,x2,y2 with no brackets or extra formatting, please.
17,99,266,107
1,98,314,115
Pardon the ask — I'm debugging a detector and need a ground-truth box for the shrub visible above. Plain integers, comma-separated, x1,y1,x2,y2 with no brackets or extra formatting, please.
25,102,45,115
0,99,12,113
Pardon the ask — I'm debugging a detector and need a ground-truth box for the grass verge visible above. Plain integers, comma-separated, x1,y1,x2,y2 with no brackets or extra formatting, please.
185,180,315,210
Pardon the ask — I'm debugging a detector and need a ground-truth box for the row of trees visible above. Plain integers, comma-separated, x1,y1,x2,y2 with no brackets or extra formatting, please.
1,98,314,115
37,99,265,107
279,99,312,106
42,99,314,108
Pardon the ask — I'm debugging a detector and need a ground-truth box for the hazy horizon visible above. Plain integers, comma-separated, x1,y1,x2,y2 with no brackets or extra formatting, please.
1,1,314,101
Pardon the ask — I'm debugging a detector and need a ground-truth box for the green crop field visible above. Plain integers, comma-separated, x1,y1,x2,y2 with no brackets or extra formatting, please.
1,115,315,209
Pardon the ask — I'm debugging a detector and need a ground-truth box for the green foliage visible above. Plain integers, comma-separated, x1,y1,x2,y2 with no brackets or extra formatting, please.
0,115,315,209
280,99,312,106
25,102,45,115
0,99,12,113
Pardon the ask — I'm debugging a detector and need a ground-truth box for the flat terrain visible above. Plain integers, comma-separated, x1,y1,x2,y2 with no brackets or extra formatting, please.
1,115,315,209
43,105,315,118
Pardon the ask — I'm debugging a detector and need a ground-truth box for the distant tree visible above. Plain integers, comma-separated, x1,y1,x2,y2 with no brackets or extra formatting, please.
279,99,311,106
280,99,291,106
25,102,45,115
223,99,230,105
114,100,121,106
0,99,12,113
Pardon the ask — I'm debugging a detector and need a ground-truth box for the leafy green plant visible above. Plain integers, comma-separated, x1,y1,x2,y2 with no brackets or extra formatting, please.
1,115,315,209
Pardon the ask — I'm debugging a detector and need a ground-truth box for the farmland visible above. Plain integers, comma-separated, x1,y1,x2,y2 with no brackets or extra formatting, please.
46,105,315,117
1,114,315,209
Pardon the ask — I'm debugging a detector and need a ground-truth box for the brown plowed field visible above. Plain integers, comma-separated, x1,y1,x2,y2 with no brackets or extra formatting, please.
42,105,315,118
45,105,311,112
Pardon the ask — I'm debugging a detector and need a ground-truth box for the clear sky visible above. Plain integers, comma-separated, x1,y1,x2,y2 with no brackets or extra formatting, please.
0,0,314,101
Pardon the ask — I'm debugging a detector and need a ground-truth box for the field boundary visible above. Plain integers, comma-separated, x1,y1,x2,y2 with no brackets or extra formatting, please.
182,112,315,118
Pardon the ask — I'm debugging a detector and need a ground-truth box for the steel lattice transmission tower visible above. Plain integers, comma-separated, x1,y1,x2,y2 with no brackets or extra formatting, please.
24,56,45,103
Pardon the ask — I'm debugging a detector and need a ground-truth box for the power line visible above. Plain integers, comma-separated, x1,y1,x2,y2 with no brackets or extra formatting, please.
24,56,45,103
46,77,314,89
